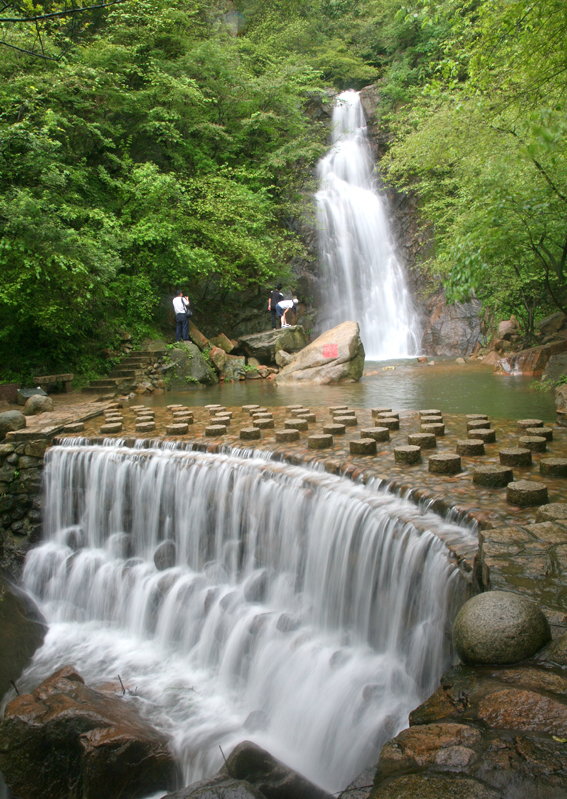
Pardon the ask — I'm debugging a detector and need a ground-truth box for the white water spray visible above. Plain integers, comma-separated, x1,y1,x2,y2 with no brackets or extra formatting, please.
316,90,420,359
20,442,471,795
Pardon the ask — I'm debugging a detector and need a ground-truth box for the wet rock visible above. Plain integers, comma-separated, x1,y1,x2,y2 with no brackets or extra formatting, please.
65,526,86,550
168,343,218,388
499,447,531,467
540,458,567,477
477,686,567,736
240,427,261,441
275,350,295,368
275,429,300,443
0,666,178,799
536,502,567,522
276,613,301,633
350,438,377,456
154,540,177,570
472,465,513,488
453,591,551,665
373,774,500,799
165,774,265,799
244,571,268,603
506,480,548,507
308,434,333,450
223,355,247,382
538,311,566,337
0,411,25,441
210,346,228,373
429,454,461,474
276,322,365,384
238,327,308,365
394,445,421,464
210,334,235,354
538,632,567,666
421,294,483,357
244,710,269,732
0,577,46,700
22,394,53,416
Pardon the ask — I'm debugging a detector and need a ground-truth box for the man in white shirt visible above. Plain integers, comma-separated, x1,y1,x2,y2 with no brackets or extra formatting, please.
276,298,299,327
172,290,190,342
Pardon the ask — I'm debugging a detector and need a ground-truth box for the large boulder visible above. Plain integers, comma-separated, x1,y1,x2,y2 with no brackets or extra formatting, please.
210,334,235,354
22,394,54,416
421,294,483,356
222,355,246,382
0,666,178,799
209,346,228,374
453,591,551,665
538,311,566,337
545,353,567,383
238,327,308,365
0,410,25,441
276,322,364,384
166,343,218,388
497,316,519,341
0,577,46,700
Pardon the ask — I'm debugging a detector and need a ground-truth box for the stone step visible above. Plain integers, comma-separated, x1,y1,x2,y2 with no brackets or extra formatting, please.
88,379,121,388
82,385,118,394
108,369,144,378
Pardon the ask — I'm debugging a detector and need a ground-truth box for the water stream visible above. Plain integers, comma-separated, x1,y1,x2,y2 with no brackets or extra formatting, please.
18,442,472,795
316,91,420,359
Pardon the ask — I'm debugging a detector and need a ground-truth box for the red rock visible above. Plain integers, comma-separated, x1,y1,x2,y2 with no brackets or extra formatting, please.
477,687,567,736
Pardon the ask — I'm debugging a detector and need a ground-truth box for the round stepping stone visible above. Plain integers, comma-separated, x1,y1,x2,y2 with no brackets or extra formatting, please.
215,410,232,418
377,411,399,419
350,438,377,456
420,409,441,417
255,418,274,429
205,425,227,436
291,408,308,415
166,423,188,435
536,502,567,522
421,415,442,423
250,407,267,415
335,415,357,427
371,408,392,418
394,445,421,465
64,422,85,433
329,405,348,414
499,447,532,467
429,454,461,474
324,423,346,435
361,427,389,442
240,427,261,440
379,417,399,430
285,419,308,431
174,411,193,419
167,404,185,410
421,423,444,436
408,433,436,449
286,404,303,411
467,419,490,431
299,413,316,424
540,458,567,477
174,416,194,425
507,480,548,507
308,434,333,450
105,414,123,422
526,427,553,441
333,409,355,418
243,405,260,411
252,413,272,421
209,406,226,415
473,465,513,487
275,428,300,443
517,418,543,431
135,421,155,432
456,439,485,456
470,428,495,443
214,416,231,425
133,406,153,414
466,414,488,421
519,436,547,453
206,404,222,410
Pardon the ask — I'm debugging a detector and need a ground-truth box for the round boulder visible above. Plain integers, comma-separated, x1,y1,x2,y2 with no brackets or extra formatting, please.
23,395,54,416
154,540,177,570
453,591,551,665
0,410,26,441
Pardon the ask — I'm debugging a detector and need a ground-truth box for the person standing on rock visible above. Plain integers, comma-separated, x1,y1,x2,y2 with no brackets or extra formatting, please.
268,284,284,329
173,290,190,342
276,298,299,328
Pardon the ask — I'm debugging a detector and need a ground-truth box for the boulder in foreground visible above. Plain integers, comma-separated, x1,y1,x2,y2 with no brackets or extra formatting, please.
276,321,364,384
0,665,178,799
0,577,46,701
238,326,308,365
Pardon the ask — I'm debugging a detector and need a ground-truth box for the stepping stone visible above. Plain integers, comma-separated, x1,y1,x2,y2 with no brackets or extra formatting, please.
252,413,272,421
106,402,121,409
242,405,260,411
506,480,548,507
467,419,490,431
214,416,231,425
333,409,356,417
205,424,227,436
540,458,567,477
215,410,232,418
255,418,274,429
394,445,421,465
517,418,543,431
408,432,436,449
361,427,389,442
308,434,333,450
286,404,303,411
291,408,309,416
335,415,357,427
250,407,267,415
429,454,461,474
420,409,441,417
324,423,346,435
379,417,399,430
421,415,442,424
466,414,488,421
64,422,85,433
135,421,155,432
209,406,226,415
133,406,153,413
371,408,391,418
299,413,316,424
206,404,222,410
285,419,308,431
240,427,261,440
329,405,348,414
174,416,194,425
275,429,300,443
456,439,485,456
499,447,532,467
105,414,123,422
421,423,444,436
473,465,513,487
166,423,188,435
168,404,185,410
350,438,377,456
519,435,547,453
470,428,495,443
536,502,567,522
526,427,553,441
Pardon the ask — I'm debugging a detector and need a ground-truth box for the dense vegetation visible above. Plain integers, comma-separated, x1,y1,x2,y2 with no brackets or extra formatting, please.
1,0,566,382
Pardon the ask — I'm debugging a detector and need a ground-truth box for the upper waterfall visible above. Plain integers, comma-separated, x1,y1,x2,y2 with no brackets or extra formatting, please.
316,90,420,359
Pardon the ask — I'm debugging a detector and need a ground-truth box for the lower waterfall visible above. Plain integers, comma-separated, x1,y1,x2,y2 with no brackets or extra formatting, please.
20,442,471,795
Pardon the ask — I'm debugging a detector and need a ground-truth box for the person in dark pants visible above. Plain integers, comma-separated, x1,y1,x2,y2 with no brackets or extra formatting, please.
268,284,284,329
172,290,190,342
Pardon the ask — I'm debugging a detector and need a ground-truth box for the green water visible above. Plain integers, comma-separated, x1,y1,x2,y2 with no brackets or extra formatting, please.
138,358,557,422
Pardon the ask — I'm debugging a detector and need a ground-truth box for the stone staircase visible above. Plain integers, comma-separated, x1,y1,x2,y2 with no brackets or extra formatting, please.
82,351,156,394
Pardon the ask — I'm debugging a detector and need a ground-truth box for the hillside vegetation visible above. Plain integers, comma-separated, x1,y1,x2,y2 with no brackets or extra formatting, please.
1,0,565,382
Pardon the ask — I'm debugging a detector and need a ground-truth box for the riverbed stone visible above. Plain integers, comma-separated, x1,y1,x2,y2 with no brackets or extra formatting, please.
519,435,547,452
453,591,551,664
409,433,436,448
284,419,308,431
429,454,461,474
394,445,421,465
166,423,189,435
240,427,261,441
0,411,25,441
457,439,485,456
350,439,377,456
275,429,300,443
154,540,177,570
517,418,543,431
470,428,496,443
422,423,444,436
473,465,513,487
507,480,549,506
499,447,532,467
324,423,346,435
540,458,567,477
276,321,365,384
205,425,227,436
308,434,333,450
361,427,389,442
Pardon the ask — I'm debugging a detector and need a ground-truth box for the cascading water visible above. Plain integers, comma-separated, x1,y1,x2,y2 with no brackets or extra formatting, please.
316,90,420,359
19,441,472,795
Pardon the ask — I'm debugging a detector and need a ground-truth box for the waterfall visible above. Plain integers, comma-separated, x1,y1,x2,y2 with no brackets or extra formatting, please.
20,442,471,795
316,90,420,359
